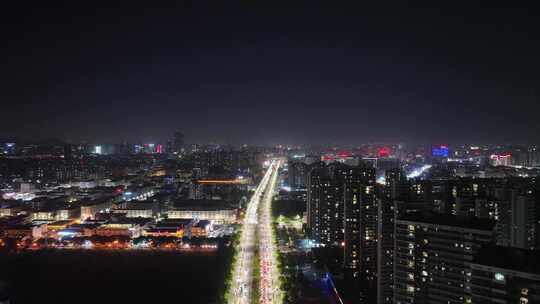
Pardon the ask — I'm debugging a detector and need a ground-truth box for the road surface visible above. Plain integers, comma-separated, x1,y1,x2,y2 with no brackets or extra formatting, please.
230,160,280,304
258,159,283,303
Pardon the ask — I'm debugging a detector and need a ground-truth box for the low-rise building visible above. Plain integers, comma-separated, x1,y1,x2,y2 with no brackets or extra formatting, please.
166,200,237,224
54,206,80,220
114,208,153,218
31,211,55,221
190,220,212,237
66,223,101,237
144,219,191,238
46,220,76,238
143,227,181,238
96,218,152,238
0,207,20,217
166,209,236,224
80,197,116,220
2,224,46,239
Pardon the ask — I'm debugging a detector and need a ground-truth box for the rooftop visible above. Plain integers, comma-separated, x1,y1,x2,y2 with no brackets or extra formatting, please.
398,212,496,231
110,217,153,225
193,220,211,228
145,227,179,233
156,219,191,228
473,245,540,275
172,199,235,210
68,223,101,229
80,196,115,206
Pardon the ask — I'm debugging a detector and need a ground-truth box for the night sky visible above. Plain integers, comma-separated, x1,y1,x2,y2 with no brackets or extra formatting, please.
1,2,539,144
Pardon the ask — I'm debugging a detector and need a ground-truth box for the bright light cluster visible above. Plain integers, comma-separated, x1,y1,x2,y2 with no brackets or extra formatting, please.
407,165,432,179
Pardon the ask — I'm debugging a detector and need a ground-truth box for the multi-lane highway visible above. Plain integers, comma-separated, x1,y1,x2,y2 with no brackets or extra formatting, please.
258,159,282,304
229,159,281,304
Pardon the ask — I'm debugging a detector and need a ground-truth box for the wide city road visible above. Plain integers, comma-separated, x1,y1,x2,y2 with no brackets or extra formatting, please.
258,159,283,304
230,160,279,304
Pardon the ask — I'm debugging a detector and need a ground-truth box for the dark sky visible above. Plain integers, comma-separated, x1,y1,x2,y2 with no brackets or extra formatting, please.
1,2,539,144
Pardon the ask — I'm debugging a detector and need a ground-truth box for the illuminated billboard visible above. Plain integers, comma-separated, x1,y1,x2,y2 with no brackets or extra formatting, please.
432,145,448,157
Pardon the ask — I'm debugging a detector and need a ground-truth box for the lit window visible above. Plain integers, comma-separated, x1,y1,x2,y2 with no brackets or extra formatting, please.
494,272,505,281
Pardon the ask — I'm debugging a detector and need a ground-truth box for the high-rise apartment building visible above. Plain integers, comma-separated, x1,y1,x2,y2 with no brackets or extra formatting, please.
307,163,345,246
343,165,376,281
307,161,378,296
470,246,540,303
497,194,536,250
288,160,308,190
394,213,495,304
377,169,408,304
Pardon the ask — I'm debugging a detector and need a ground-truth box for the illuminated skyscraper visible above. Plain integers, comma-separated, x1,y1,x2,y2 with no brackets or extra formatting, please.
377,169,407,304
307,163,342,245
307,162,378,289
343,166,377,283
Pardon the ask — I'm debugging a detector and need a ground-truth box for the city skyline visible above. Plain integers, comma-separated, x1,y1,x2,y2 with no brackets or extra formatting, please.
2,3,540,144
2,2,540,303
2,138,540,303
